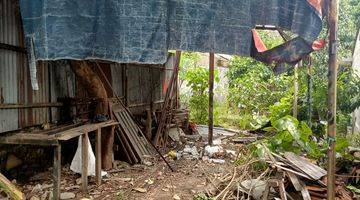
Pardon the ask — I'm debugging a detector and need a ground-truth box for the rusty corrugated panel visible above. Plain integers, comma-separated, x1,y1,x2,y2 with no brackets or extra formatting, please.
49,60,76,121
0,0,21,132
30,61,50,125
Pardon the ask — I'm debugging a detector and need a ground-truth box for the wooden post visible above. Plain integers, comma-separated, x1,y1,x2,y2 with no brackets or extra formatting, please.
95,128,102,185
81,133,89,193
327,0,339,199
70,60,113,169
307,63,313,128
53,145,61,200
146,108,152,140
293,64,299,118
208,53,215,146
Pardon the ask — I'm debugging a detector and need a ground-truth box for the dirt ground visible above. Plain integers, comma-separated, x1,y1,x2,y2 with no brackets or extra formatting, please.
17,130,241,200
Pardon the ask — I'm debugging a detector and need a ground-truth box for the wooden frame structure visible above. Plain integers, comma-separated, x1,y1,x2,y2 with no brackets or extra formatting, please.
0,120,117,200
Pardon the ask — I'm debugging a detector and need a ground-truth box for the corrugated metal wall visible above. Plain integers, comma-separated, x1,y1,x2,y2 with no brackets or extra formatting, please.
0,0,22,132
0,0,174,132
0,0,75,132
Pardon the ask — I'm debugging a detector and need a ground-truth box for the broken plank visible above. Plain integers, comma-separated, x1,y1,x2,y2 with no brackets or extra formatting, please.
284,152,326,180
0,173,25,200
287,172,302,191
272,164,312,180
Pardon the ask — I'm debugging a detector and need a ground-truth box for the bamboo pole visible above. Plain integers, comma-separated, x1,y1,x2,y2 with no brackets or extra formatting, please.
208,53,215,146
327,0,339,199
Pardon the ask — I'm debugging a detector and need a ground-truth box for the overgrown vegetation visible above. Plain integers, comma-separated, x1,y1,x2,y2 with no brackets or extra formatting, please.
180,0,360,161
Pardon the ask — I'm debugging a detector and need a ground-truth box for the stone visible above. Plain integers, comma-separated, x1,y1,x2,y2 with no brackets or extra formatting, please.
173,194,181,200
240,179,267,200
76,178,82,185
204,145,223,158
133,188,147,193
30,196,40,200
168,128,181,142
60,192,76,200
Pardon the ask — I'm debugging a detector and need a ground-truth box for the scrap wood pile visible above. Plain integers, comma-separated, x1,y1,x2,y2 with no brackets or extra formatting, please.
205,149,357,200
110,102,155,164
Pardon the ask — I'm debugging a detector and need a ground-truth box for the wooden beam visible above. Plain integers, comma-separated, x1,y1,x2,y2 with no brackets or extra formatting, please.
327,0,339,199
0,43,27,54
53,145,61,200
0,173,25,200
0,102,63,109
208,52,215,146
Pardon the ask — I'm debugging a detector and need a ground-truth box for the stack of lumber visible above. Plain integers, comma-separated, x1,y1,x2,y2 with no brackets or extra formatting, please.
265,151,354,200
110,102,154,164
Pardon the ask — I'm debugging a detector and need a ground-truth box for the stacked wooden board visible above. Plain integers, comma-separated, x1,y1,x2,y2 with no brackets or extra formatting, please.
110,102,154,164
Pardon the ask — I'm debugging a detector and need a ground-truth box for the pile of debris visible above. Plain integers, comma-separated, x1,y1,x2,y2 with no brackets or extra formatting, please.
204,147,357,200
264,151,353,200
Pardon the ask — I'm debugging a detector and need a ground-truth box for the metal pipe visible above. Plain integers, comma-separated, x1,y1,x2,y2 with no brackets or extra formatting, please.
327,0,339,198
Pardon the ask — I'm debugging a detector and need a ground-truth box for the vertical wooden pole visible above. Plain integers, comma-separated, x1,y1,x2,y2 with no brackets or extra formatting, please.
293,64,299,118
95,128,102,185
81,133,89,193
146,108,152,140
307,63,313,128
208,53,215,146
53,145,61,200
327,0,339,199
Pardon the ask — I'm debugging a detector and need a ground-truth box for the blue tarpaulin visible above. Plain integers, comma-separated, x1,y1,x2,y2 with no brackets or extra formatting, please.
19,0,323,64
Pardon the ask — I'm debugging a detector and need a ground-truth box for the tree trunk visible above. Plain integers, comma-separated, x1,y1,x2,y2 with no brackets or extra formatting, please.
70,60,113,169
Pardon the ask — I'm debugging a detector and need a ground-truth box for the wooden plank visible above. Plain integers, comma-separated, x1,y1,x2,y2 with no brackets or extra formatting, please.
120,111,148,154
53,145,61,200
55,121,118,140
114,112,143,160
81,133,89,193
117,112,146,156
0,102,63,109
123,110,153,154
0,173,25,200
284,152,326,180
0,134,58,146
95,128,102,185
115,129,138,164
287,172,311,200
55,131,83,141
272,164,312,180
278,180,287,200
287,172,302,191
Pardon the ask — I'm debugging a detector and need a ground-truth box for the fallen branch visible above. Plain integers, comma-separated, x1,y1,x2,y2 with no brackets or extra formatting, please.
215,167,237,200
0,173,25,200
